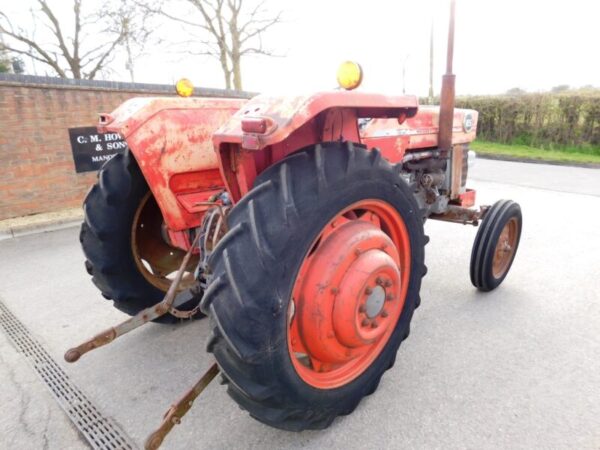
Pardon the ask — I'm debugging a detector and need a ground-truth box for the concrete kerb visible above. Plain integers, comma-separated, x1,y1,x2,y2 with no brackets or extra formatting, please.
0,208,83,241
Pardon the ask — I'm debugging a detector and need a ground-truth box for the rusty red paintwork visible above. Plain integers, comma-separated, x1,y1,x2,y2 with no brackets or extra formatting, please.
98,92,477,249
99,97,246,234
145,362,220,450
455,189,476,208
71,1,507,445
438,0,457,157
212,91,419,200
212,91,476,202
213,91,419,149
361,106,478,161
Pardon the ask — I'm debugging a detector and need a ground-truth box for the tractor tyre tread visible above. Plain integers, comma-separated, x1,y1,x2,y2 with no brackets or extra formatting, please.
202,141,426,431
470,199,522,291
80,151,195,323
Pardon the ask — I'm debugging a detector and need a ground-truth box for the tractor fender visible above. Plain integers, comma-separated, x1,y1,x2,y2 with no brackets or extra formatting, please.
212,91,418,201
213,91,419,152
97,97,247,232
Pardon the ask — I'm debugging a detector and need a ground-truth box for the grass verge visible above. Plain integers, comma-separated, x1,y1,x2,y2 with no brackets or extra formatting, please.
472,140,600,165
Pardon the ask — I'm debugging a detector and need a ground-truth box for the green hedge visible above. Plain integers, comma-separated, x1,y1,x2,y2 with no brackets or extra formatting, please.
452,92,600,150
422,91,600,150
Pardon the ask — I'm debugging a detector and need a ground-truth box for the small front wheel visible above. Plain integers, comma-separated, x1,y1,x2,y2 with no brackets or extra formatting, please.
470,200,522,291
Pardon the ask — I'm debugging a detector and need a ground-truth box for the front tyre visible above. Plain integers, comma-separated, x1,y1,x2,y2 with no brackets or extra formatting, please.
470,199,522,291
201,142,427,430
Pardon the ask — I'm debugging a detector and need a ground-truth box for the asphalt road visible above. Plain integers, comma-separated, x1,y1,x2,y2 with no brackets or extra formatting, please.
1,158,599,450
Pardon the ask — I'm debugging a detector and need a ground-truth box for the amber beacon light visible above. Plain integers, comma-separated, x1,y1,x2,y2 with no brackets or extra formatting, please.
336,61,363,90
175,78,194,97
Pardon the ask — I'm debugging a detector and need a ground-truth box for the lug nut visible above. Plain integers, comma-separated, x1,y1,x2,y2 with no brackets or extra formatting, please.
381,310,388,318
376,277,383,285
383,279,392,287
365,286,373,295
386,293,394,301
358,305,366,313
361,319,370,327
371,320,378,328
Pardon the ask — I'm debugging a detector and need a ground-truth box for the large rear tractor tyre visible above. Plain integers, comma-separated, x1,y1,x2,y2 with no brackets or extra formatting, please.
470,199,522,291
201,142,427,430
80,152,202,323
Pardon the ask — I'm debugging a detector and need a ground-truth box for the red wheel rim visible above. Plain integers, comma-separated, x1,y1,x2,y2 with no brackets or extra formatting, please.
131,192,198,292
287,200,411,389
491,217,518,278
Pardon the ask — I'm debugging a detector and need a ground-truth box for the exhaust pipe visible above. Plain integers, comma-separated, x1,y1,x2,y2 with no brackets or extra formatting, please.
438,0,456,156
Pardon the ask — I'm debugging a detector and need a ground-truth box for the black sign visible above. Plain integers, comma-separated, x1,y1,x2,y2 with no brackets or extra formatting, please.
68,126,128,173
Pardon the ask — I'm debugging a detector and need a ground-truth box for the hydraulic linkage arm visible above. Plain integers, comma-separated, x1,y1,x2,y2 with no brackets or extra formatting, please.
64,232,220,449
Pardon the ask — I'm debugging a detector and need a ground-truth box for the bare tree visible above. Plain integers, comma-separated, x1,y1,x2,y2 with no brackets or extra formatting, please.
0,0,151,80
104,1,154,81
146,0,281,90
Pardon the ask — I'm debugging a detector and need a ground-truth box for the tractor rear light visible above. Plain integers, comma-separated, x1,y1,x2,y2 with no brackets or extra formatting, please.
242,133,261,150
241,117,268,134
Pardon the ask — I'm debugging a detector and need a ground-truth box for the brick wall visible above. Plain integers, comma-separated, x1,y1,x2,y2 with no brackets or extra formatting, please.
0,75,249,220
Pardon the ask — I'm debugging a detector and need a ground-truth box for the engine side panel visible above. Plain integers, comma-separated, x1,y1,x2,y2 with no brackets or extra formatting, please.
361,106,478,157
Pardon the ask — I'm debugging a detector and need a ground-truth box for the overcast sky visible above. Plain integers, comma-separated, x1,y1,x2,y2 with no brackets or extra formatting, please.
3,0,600,96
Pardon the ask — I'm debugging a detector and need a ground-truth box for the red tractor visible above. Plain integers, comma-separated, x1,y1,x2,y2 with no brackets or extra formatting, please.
69,3,522,447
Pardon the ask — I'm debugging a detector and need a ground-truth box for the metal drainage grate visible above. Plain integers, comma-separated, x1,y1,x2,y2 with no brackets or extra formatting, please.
0,299,137,450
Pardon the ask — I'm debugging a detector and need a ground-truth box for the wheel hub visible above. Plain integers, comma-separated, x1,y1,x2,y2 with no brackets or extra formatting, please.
131,192,198,292
295,219,403,365
492,217,518,278
288,199,412,389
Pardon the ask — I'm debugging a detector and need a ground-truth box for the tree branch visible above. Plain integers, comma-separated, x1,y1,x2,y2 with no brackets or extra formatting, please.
240,10,281,44
73,0,82,64
136,1,210,30
238,0,267,34
0,12,67,77
1,0,153,79
38,0,76,73
85,35,123,79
